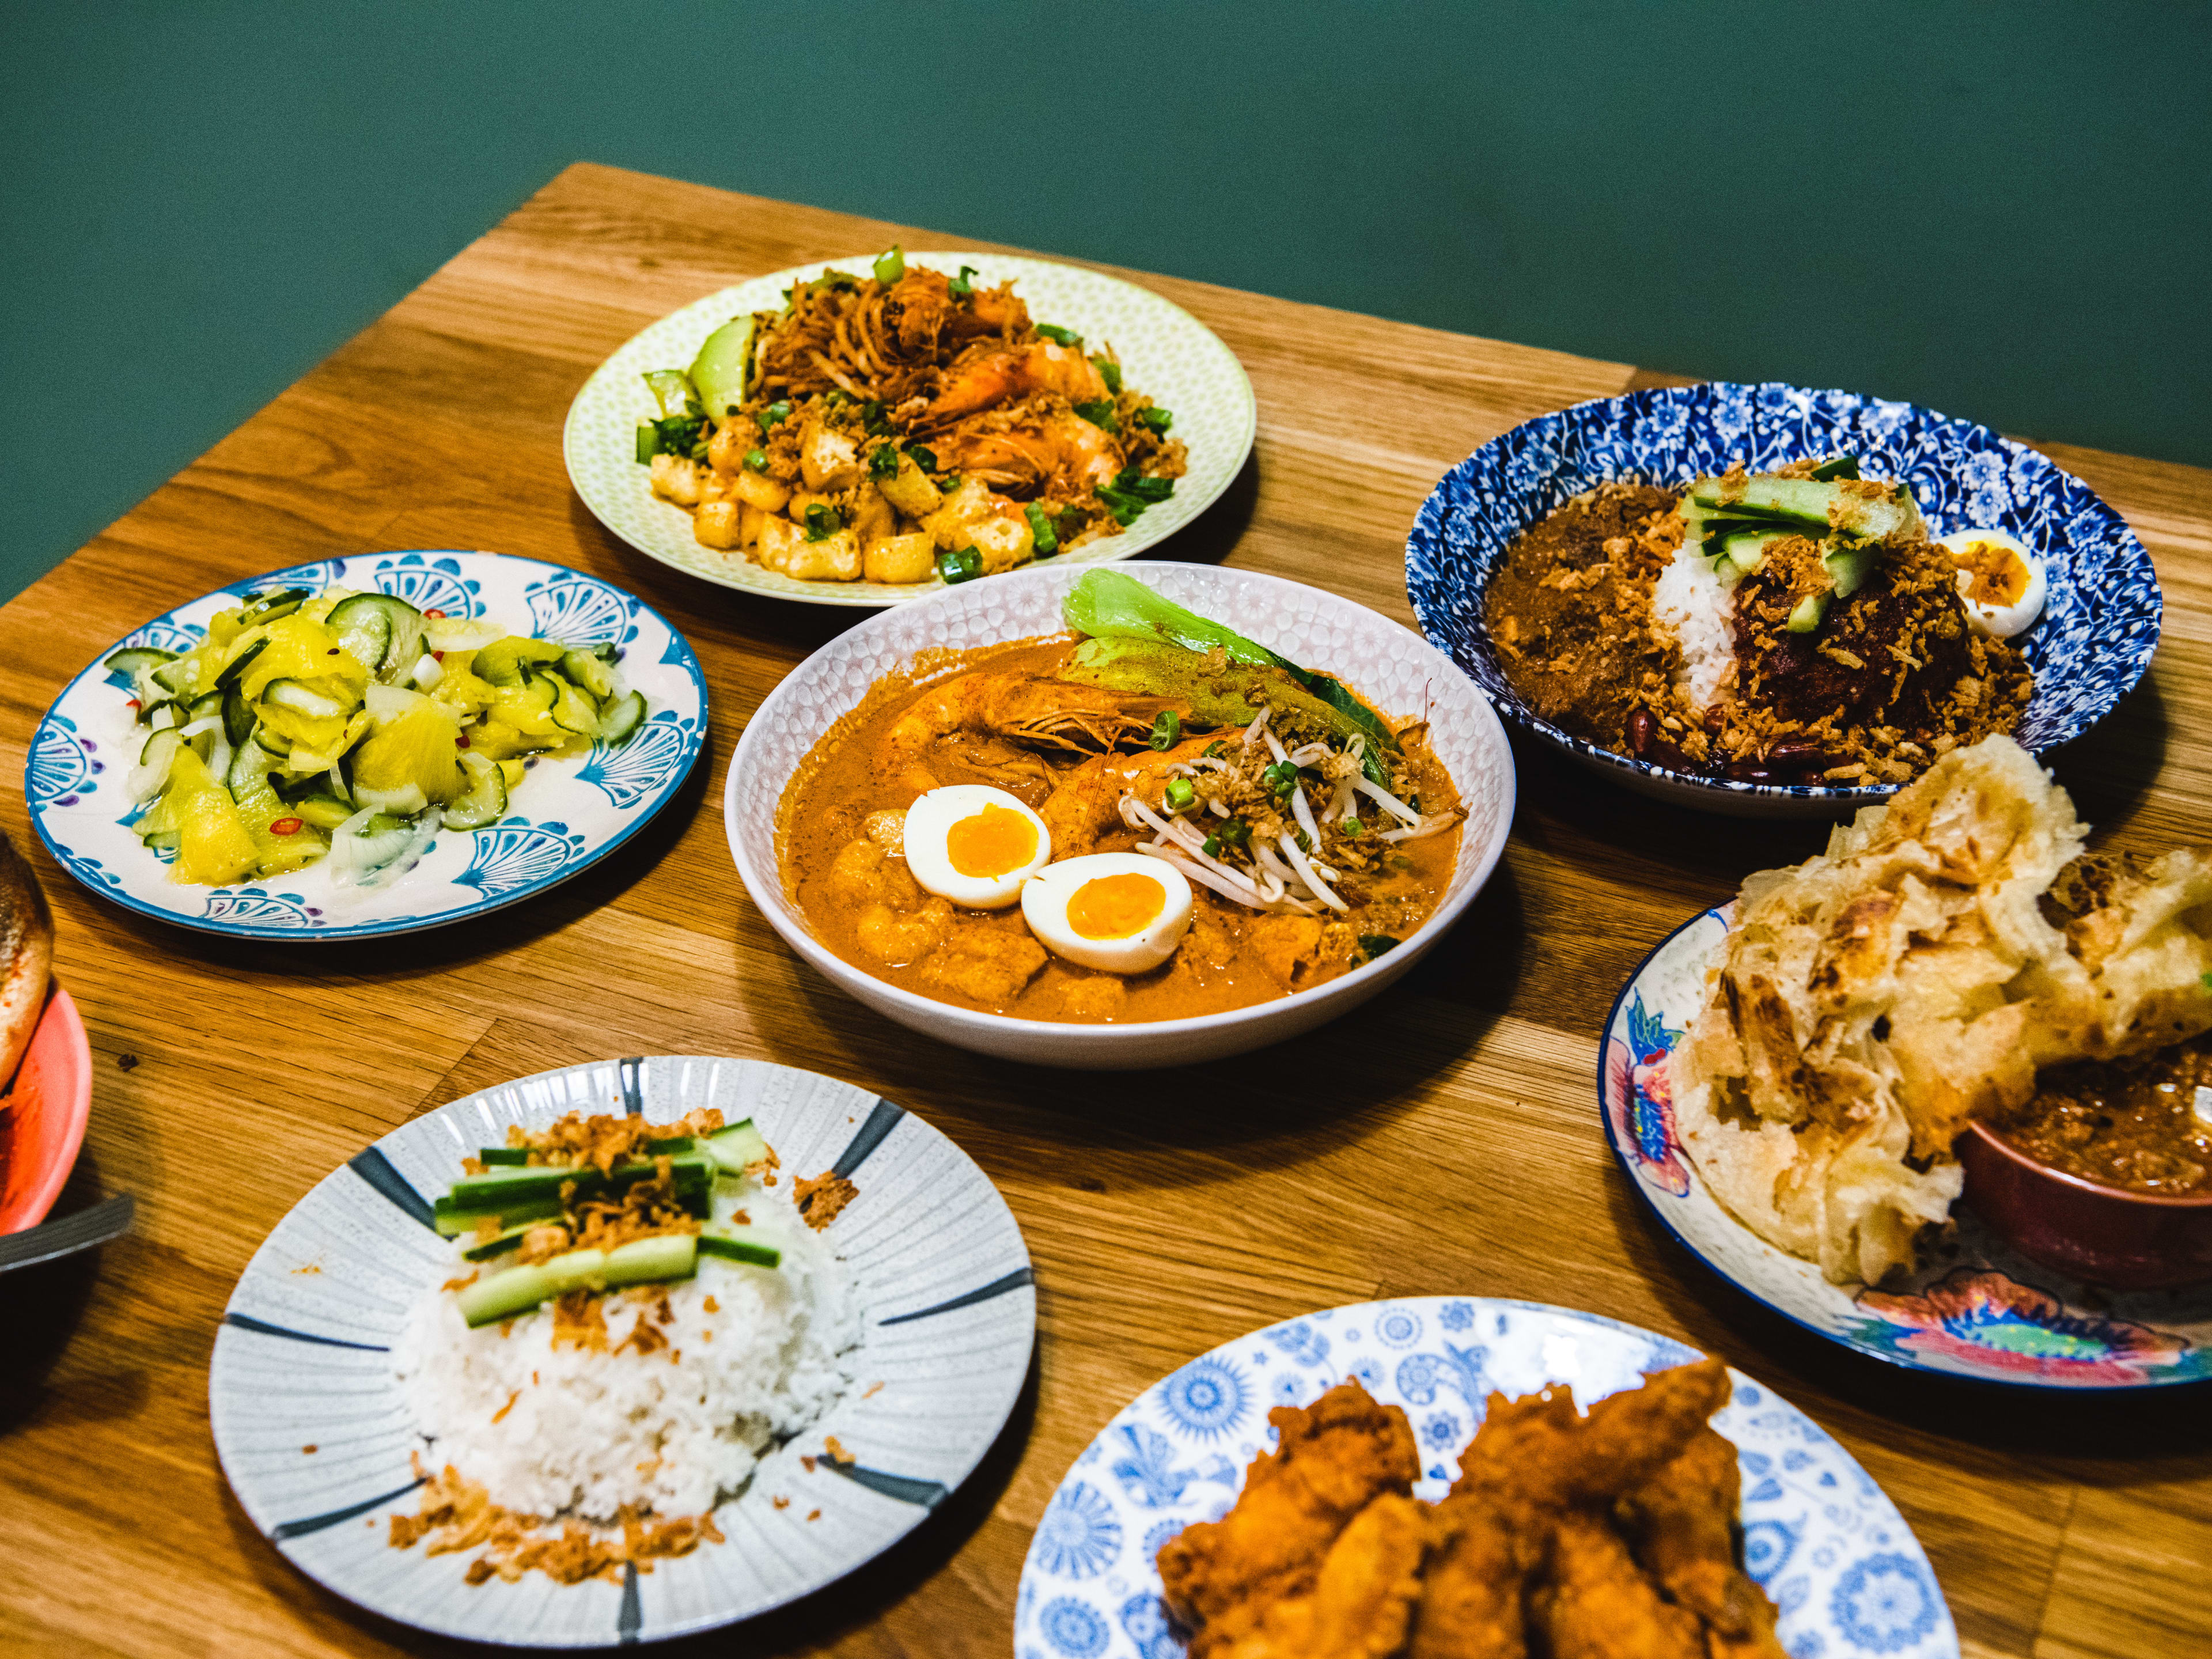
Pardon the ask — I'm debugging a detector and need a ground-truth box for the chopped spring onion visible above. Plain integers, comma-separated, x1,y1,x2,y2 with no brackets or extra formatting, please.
907,443,938,474
949,265,978,296
1090,356,1123,394
937,545,983,585
744,447,767,471
873,245,906,286
869,444,899,480
1149,710,1182,751
1072,399,1119,433
1036,323,1082,346
1135,406,1173,435
755,401,793,435
1164,778,1196,813
1024,502,1059,555
804,503,845,541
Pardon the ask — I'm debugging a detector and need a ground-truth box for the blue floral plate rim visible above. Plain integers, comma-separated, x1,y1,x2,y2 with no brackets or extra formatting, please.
1015,1294,1956,1659
1404,379,2162,807
1601,906,2212,1393
24,550,710,942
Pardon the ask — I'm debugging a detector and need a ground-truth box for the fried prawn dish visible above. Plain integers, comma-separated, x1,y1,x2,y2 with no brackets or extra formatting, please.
637,247,1185,584
1157,1360,1784,1659
775,574,1464,1024
1673,732,2212,1283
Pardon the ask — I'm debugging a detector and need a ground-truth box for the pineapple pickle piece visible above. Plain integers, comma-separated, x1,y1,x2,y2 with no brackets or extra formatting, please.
465,719,551,762
166,749,260,885
351,700,467,804
233,782,328,875
490,675,561,738
238,615,368,702
432,650,499,716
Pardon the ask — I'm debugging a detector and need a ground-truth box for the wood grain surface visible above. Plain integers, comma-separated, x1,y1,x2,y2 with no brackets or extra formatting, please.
3,162,2210,1658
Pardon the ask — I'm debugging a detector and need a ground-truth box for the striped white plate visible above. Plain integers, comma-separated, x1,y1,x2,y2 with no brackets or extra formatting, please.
210,1057,1035,1647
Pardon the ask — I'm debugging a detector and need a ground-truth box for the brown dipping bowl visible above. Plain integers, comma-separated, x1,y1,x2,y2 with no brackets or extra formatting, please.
1959,1122,2212,1289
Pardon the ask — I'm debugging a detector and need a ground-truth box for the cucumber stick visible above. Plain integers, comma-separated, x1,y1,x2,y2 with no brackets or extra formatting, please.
688,316,756,419
699,1224,782,1268
701,1119,771,1174
456,1234,700,1327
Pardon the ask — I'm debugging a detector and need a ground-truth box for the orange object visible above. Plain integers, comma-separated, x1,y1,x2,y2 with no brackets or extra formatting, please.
0,985,92,1234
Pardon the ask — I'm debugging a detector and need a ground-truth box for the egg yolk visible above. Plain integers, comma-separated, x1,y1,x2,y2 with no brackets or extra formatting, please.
946,804,1039,878
1067,872,1166,939
1951,540,2029,606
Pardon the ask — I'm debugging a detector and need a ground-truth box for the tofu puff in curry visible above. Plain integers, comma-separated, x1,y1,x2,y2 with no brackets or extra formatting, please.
775,574,1465,1022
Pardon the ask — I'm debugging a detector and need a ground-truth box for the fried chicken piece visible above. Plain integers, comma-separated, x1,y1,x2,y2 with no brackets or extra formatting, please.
1211,1493,1432,1659
1536,1514,1706,1659
1620,1430,1787,1659
1159,1381,1421,1652
1409,1493,1527,1659
1453,1359,1732,1514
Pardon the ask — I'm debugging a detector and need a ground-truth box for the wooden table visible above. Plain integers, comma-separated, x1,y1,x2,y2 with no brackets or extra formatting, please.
3,162,2209,1659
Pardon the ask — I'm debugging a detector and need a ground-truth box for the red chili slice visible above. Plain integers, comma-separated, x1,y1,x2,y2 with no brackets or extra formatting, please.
424,608,448,620
270,817,304,836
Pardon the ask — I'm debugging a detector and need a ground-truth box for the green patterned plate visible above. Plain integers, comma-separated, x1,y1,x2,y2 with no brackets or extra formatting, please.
563,252,1256,607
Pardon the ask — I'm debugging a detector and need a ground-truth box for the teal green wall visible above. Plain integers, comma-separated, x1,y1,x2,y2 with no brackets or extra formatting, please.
5,2,2206,603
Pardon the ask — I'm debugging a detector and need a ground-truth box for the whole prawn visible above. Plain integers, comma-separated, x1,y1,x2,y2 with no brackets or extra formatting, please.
880,671,1159,794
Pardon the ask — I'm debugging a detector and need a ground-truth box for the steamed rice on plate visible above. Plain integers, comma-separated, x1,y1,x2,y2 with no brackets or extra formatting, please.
385,1107,861,1585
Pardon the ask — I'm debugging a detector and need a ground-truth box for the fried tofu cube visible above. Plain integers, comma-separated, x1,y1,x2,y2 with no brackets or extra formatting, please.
649,453,703,506
798,415,864,491
922,477,994,549
877,452,944,518
864,532,936,585
849,483,896,550
694,500,743,550
733,469,790,512
780,527,862,581
707,420,752,475
968,507,1035,573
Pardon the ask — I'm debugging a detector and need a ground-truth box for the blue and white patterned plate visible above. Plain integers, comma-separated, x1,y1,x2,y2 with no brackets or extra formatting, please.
1605,908,2212,1390
25,551,708,940
1406,381,2161,819
1017,1298,1954,1659
210,1055,1036,1647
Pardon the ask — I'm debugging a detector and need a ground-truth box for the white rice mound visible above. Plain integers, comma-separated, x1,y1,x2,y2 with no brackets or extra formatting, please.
392,1188,861,1522
1649,546,1736,714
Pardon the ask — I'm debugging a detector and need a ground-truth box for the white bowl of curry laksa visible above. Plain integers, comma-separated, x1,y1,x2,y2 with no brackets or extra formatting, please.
726,566,1516,1068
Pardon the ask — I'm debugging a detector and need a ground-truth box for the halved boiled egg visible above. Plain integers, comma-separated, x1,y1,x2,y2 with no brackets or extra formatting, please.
1938,528,2047,639
900,785,1052,909
1020,851,1193,974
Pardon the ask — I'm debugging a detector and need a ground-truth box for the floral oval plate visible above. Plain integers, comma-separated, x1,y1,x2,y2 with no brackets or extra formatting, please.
211,1055,1035,1646
25,551,707,941
1605,907,2212,1388
1017,1297,1954,1659
564,252,1256,607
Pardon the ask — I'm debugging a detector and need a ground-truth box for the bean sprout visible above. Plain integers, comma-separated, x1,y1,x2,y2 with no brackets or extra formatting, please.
1141,845,1264,909
1278,831,1348,911
1264,729,1290,765
1287,742,1330,767
1289,781,1324,851
1241,707,1271,748
1380,813,1460,843
1354,776,1423,824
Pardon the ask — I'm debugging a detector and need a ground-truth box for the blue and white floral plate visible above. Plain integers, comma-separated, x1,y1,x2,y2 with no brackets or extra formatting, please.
1016,1298,1954,1659
25,551,708,940
1406,381,2161,819
211,1055,1036,1647
1605,907,2212,1389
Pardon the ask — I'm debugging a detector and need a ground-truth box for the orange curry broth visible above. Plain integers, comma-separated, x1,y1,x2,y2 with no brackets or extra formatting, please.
775,635,1461,1024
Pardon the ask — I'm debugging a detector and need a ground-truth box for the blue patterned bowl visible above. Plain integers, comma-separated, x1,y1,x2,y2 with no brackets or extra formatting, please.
1017,1297,1956,1659
25,551,708,941
1406,382,2161,819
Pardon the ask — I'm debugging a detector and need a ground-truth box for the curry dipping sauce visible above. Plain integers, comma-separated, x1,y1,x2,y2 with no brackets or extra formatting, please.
776,634,1463,1023
1990,1035,2212,1195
